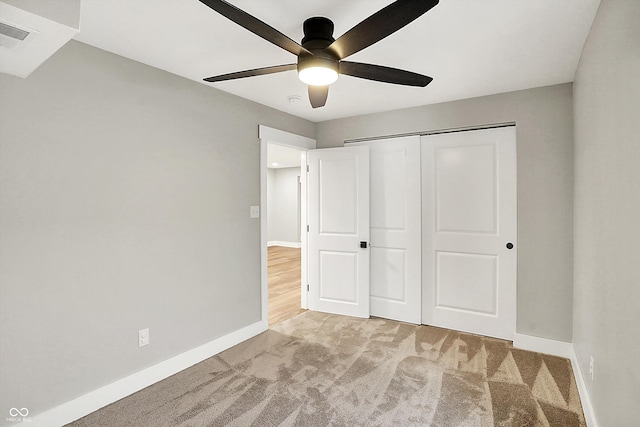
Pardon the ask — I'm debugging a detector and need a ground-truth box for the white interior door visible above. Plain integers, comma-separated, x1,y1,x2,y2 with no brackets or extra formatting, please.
353,136,421,324
422,126,517,340
307,146,370,318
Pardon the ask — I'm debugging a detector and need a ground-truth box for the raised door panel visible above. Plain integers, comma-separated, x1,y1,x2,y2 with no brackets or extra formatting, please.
319,158,358,235
319,251,358,303
435,251,497,314
370,247,406,301
435,143,497,234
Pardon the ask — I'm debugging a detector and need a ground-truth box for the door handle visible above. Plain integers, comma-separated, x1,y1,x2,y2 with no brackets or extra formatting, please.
360,241,368,249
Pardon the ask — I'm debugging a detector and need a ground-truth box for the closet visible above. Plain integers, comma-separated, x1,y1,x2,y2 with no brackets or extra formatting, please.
306,125,517,339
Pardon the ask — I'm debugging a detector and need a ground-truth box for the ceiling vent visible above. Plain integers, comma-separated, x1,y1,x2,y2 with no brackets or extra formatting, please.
0,1,78,78
0,21,33,49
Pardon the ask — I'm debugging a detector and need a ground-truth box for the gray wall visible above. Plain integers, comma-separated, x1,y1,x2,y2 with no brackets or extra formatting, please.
573,1,640,425
267,167,301,245
0,40,313,417
317,84,575,342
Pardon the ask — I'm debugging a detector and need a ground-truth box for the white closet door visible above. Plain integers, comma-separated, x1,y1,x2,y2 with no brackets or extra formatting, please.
307,146,370,318
422,126,517,340
354,136,422,324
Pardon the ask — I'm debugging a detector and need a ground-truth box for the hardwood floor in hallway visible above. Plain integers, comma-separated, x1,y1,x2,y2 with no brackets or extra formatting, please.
268,246,306,325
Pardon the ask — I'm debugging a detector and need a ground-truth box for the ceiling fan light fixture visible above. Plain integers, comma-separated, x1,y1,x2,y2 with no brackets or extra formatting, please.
297,56,338,86
298,66,338,86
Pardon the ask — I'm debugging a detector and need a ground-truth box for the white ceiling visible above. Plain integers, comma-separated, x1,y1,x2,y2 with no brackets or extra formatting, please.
267,143,302,169
74,0,600,123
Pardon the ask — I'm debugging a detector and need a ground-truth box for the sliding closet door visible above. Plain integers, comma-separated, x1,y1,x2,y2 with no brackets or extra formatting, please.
422,127,517,340
354,136,421,324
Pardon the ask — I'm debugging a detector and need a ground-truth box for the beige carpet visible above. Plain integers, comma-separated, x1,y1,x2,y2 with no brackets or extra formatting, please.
69,311,585,426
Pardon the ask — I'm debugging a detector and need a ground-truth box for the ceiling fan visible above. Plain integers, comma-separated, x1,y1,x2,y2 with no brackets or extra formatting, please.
199,0,439,108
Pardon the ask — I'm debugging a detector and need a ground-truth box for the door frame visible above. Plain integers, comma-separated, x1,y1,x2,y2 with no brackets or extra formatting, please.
259,125,315,328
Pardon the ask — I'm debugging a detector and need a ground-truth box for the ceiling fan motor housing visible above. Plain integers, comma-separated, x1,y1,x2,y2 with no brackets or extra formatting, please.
298,17,339,74
302,17,335,46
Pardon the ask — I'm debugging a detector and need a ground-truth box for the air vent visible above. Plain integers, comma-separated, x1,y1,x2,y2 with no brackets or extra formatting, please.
1,21,29,40
0,21,32,49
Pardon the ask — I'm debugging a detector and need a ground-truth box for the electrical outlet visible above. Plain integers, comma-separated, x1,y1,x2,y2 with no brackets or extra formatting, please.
138,328,150,347
250,205,260,218
589,356,594,380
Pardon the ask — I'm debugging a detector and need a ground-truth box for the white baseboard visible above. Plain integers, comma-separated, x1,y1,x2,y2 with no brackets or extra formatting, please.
31,321,267,427
267,241,301,248
569,349,599,427
513,333,598,427
513,332,574,358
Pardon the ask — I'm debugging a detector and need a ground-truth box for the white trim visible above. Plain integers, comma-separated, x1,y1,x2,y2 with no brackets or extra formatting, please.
513,332,574,358
513,333,598,427
569,349,599,427
300,151,309,309
260,135,269,329
267,241,301,248
31,321,266,427
259,125,315,150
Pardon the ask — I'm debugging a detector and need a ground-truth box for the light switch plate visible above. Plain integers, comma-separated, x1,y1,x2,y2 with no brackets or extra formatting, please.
250,205,260,218
138,328,149,347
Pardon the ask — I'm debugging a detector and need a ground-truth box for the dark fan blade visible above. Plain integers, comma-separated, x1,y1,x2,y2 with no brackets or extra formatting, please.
199,0,310,56
340,61,432,87
309,85,329,108
327,0,439,60
204,64,296,82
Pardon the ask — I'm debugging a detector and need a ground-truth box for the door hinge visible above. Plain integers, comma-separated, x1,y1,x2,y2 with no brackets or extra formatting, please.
307,224,309,232
307,284,310,292
306,165,309,172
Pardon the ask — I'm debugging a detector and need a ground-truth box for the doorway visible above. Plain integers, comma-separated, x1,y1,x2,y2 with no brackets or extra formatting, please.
259,126,316,328
266,146,304,325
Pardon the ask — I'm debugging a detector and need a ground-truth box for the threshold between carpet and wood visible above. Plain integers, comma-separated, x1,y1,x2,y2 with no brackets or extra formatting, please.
69,311,586,426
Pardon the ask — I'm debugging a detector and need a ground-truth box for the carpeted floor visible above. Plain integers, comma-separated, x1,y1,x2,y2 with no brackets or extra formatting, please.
69,311,585,426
